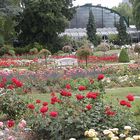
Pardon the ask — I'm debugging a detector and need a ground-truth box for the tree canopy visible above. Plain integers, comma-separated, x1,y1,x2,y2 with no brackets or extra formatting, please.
15,0,75,53
132,0,140,29
112,3,133,25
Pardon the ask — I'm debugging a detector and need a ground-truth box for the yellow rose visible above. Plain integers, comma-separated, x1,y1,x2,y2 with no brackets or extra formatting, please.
108,132,115,138
88,130,97,138
124,126,131,131
84,131,89,136
133,135,140,140
125,137,134,140
103,130,112,135
111,136,119,140
93,138,100,140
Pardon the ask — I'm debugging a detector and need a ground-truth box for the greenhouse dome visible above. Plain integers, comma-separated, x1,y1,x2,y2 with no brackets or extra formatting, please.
68,4,129,29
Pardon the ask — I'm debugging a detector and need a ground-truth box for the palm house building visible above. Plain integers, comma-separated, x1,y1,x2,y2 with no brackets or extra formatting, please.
61,4,140,42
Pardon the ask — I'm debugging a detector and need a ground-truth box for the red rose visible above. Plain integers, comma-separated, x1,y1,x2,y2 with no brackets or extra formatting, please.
40,106,48,114
7,84,14,90
65,84,71,89
105,106,116,116
36,100,41,104
126,94,134,102
60,90,72,97
76,94,85,100
86,104,92,110
43,102,48,106
7,120,15,128
12,77,23,87
78,86,86,91
97,74,104,81
27,104,35,110
50,111,58,117
120,100,127,106
126,101,131,108
86,92,98,99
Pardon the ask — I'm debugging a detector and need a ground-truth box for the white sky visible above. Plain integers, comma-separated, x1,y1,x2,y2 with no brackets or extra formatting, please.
73,0,123,8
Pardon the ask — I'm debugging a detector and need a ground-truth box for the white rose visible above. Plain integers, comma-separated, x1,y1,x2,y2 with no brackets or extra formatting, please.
124,126,131,131
103,130,112,135
133,135,140,140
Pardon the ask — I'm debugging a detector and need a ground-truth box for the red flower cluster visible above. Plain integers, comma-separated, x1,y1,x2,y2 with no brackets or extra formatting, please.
105,106,116,116
78,86,86,91
36,99,41,104
86,104,92,110
40,106,48,114
50,111,58,117
86,92,98,99
51,96,61,104
43,102,48,106
27,104,35,110
76,94,85,100
126,94,135,101
7,120,15,128
0,77,7,88
120,94,134,108
60,90,72,97
12,77,23,87
65,84,71,89
120,100,131,108
97,74,104,81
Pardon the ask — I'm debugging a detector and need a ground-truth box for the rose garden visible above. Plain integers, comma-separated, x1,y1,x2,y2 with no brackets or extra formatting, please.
0,0,140,140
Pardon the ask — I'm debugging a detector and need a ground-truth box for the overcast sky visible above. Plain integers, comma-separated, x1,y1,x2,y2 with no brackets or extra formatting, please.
73,0,123,8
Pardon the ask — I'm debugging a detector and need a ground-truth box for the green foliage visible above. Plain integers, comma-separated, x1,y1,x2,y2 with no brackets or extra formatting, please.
15,0,75,50
112,3,134,25
133,0,140,29
119,48,130,63
116,17,129,45
108,34,120,45
0,92,28,119
134,43,140,57
0,35,4,47
8,49,15,56
86,10,98,46
0,45,13,56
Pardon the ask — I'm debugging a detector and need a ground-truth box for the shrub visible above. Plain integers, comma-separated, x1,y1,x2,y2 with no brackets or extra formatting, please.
119,48,130,63
38,49,51,58
8,49,15,56
108,34,120,45
0,91,28,120
134,43,140,58
97,42,110,55
0,45,13,56
77,46,91,67
29,48,38,55
0,35,4,47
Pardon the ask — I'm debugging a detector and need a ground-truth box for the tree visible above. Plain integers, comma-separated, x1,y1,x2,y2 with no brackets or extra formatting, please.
86,10,98,47
112,3,134,25
0,0,22,44
116,17,129,45
77,46,91,67
15,0,75,53
133,0,140,29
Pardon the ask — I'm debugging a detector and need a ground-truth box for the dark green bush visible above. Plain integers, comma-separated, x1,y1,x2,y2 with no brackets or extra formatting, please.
119,48,130,63
0,92,28,119
0,45,13,56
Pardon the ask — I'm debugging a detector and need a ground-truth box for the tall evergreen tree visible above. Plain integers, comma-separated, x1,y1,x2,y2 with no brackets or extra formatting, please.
86,10,97,46
133,0,140,29
116,16,129,45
